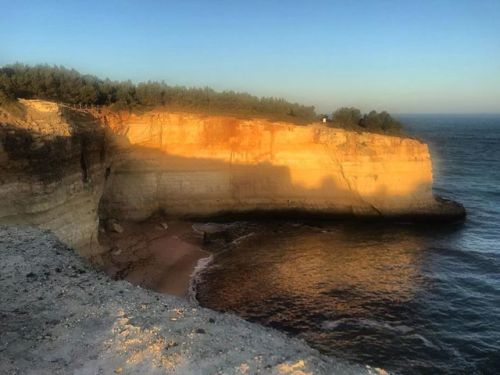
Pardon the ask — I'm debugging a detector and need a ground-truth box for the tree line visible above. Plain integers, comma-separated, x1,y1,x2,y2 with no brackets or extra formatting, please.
326,107,403,135
0,64,316,124
0,64,403,133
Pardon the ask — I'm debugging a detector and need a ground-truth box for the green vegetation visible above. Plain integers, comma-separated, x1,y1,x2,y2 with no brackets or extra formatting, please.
0,64,315,124
0,63,404,134
331,107,403,135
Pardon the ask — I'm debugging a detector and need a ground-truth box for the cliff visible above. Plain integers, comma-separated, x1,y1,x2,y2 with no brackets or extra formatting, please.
0,100,464,257
100,110,463,221
0,100,108,258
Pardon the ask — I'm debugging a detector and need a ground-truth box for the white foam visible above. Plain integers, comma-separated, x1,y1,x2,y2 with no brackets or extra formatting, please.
322,318,413,335
187,254,214,305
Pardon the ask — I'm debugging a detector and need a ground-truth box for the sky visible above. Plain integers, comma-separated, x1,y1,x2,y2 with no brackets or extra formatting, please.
1,0,499,114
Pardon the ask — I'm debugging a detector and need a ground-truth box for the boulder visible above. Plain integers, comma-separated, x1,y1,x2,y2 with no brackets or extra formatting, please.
192,223,229,243
106,220,124,234
111,222,124,233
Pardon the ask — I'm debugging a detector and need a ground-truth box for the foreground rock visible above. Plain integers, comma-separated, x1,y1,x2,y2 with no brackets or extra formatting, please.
0,226,376,375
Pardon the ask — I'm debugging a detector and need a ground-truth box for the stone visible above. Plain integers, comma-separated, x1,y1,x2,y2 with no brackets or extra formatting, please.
111,248,122,256
110,222,124,234
192,223,229,243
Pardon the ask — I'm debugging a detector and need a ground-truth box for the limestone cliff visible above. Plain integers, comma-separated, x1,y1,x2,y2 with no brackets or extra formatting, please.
0,100,464,257
0,100,108,258
100,110,464,221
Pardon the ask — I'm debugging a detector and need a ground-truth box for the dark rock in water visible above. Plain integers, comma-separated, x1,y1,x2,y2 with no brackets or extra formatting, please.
192,223,226,234
192,223,230,243
434,196,467,219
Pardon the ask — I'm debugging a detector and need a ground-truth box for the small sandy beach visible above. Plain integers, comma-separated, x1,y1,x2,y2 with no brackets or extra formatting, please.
100,220,211,297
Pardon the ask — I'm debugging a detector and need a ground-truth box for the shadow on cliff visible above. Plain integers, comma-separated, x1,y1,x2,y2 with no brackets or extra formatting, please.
0,108,107,183
0,104,465,226
100,138,465,224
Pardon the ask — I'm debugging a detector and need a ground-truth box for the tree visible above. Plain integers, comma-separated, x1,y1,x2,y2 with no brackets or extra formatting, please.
328,107,404,135
360,110,402,134
79,84,98,105
332,107,362,128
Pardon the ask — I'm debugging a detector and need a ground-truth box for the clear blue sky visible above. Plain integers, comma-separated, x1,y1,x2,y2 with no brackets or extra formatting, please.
1,0,499,113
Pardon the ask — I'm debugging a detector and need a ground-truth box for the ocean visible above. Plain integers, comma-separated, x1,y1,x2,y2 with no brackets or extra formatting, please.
194,115,500,374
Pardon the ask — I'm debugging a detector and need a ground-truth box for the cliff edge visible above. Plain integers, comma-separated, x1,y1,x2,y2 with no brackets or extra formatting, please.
0,100,108,258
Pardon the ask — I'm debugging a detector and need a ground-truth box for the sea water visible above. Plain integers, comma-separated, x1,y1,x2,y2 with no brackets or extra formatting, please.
194,115,500,374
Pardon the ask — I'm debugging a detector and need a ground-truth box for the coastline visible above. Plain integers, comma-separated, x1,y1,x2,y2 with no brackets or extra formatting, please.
1,225,381,374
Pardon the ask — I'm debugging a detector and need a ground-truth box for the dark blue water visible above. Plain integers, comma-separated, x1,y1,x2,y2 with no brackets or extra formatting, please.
195,115,500,374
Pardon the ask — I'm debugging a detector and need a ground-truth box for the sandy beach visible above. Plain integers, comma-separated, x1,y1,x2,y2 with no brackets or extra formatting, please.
100,220,211,297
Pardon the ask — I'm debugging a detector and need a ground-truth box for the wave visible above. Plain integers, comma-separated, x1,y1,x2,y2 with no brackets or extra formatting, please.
187,254,214,305
321,318,413,335
321,318,440,349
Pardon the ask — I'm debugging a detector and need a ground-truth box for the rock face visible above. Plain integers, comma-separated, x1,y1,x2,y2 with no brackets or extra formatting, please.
0,100,108,259
0,100,464,257
100,110,464,221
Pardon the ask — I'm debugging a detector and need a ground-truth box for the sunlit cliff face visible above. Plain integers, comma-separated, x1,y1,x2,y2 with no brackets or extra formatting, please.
0,100,460,258
15,99,72,136
101,110,435,219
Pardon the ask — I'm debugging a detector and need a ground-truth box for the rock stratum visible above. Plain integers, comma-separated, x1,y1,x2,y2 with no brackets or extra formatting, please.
0,100,107,258
100,110,464,221
0,100,464,257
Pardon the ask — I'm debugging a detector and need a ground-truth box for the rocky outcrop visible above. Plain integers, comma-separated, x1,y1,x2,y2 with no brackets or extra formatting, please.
0,100,108,259
100,110,464,221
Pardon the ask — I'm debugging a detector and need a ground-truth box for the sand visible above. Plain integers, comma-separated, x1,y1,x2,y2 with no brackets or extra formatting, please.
100,220,210,297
